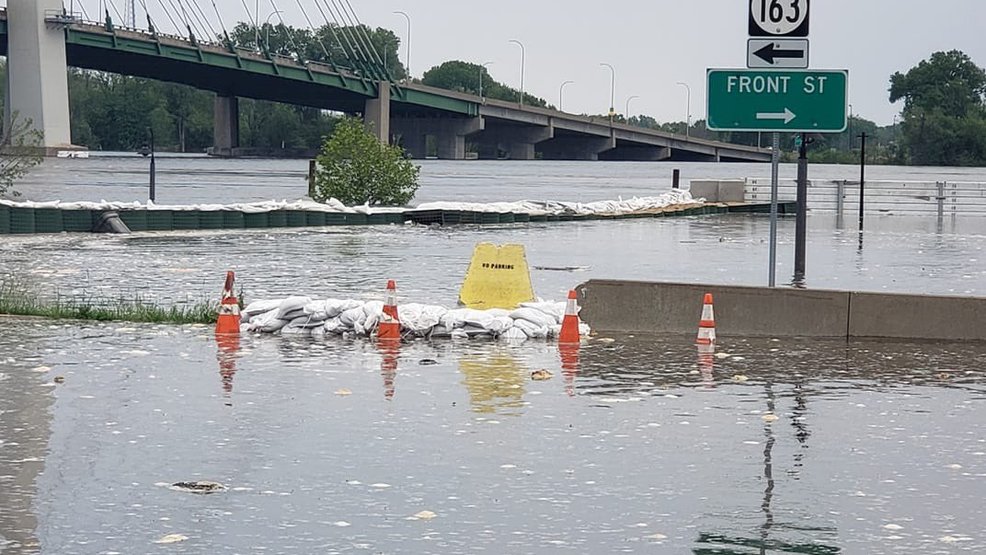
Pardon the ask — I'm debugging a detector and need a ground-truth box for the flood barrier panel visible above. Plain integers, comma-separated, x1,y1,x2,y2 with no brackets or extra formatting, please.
0,202,793,235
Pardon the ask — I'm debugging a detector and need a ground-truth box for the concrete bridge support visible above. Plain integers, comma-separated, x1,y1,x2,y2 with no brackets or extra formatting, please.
212,95,240,157
471,126,554,161
538,135,616,161
5,0,74,152
392,117,484,160
364,83,390,143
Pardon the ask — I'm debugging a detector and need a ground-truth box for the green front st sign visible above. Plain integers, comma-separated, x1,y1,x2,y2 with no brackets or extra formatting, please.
706,69,848,132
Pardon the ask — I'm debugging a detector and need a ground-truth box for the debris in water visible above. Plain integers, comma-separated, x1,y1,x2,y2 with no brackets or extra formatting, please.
53,376,65,384
412,510,437,520
714,353,731,359
153,534,188,544
531,369,553,381
418,359,439,366
334,388,353,396
761,413,780,423
169,481,227,494
732,375,749,382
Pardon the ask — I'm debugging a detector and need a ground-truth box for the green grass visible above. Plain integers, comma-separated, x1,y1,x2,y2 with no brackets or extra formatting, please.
0,281,218,324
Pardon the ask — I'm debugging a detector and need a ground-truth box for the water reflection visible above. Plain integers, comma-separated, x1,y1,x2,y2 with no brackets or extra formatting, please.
458,348,526,415
0,320,54,554
377,338,400,400
693,382,839,555
215,333,241,395
559,343,580,397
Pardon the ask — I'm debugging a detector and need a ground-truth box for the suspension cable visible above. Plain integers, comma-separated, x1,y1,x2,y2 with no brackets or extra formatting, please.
293,0,330,59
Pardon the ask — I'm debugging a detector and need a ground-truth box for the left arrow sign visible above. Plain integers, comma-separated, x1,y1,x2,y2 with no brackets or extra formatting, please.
754,43,805,64
756,108,796,124
747,39,809,69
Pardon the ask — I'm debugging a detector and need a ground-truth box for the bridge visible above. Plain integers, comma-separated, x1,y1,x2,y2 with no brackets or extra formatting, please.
0,2,770,162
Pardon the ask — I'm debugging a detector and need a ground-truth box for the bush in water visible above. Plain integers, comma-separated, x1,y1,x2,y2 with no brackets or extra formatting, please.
312,117,420,206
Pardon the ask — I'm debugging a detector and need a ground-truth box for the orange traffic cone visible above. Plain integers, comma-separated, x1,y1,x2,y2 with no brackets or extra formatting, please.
215,271,240,335
378,279,401,340
558,290,581,344
696,293,716,345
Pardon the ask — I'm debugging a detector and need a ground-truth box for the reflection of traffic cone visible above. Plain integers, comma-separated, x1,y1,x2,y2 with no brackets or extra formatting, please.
696,293,716,346
559,290,581,344
697,343,715,386
559,343,580,397
216,271,240,335
216,334,241,394
378,338,399,400
378,279,401,340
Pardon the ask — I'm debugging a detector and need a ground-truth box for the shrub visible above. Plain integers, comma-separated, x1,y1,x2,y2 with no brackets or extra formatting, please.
312,117,420,206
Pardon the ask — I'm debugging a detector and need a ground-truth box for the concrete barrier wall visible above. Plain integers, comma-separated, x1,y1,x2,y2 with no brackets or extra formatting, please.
576,280,986,341
849,292,986,341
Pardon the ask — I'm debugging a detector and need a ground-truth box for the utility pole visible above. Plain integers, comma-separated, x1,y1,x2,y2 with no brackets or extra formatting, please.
858,132,867,233
794,133,811,282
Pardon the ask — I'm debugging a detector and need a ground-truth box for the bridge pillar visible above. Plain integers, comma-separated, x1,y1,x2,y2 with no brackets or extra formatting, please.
212,95,240,157
538,135,616,161
471,126,553,161
364,82,390,143
392,117,484,160
5,0,74,152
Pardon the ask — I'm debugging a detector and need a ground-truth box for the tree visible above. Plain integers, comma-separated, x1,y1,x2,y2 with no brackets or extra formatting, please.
313,117,420,206
1,113,43,198
422,61,548,107
890,50,986,165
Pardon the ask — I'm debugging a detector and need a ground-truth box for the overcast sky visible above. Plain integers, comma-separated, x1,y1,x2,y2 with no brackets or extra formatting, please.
86,0,986,125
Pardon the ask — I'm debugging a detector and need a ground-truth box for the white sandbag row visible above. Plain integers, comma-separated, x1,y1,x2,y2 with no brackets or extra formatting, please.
241,296,589,341
1,190,701,218
413,190,703,216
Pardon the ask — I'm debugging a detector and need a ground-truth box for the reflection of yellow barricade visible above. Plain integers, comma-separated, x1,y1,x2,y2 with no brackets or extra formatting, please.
459,243,535,310
459,351,526,414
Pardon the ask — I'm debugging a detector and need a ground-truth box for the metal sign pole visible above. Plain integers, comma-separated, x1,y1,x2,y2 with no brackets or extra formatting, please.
768,132,780,287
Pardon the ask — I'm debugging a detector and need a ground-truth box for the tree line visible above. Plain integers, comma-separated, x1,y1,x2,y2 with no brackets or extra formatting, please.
2,46,984,165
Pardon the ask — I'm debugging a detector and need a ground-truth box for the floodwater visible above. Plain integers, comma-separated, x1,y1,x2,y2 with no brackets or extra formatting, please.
2,156,986,553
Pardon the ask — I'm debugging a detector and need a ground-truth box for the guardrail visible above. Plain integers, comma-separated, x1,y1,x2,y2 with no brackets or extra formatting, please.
744,178,986,216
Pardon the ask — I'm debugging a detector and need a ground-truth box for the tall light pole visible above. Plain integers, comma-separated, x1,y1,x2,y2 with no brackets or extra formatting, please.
264,10,282,53
676,82,691,139
625,95,639,124
600,63,615,123
393,11,411,82
479,61,493,99
508,39,525,106
559,80,574,111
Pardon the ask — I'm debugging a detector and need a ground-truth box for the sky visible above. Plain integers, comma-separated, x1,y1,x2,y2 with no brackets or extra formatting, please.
74,0,986,126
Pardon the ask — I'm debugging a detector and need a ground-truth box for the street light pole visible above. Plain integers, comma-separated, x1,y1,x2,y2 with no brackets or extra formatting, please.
559,80,574,111
264,10,282,53
625,95,639,124
676,82,691,139
600,63,615,123
508,39,525,106
393,11,411,82
479,61,493,99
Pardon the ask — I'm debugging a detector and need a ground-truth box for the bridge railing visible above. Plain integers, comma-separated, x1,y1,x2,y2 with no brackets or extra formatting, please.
744,178,986,216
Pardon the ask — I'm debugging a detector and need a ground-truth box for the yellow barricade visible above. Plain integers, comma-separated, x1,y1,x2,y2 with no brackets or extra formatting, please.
459,243,535,310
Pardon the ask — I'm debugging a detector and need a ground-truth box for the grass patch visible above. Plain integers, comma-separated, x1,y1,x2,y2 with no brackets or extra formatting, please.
0,281,218,324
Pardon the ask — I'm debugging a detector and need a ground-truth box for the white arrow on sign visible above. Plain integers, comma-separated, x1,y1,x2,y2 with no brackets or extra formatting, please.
756,108,796,124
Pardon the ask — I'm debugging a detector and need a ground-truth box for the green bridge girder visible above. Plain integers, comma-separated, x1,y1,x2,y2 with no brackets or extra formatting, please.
0,13,478,118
